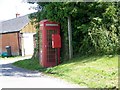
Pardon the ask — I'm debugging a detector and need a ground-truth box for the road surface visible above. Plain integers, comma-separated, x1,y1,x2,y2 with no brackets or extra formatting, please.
0,56,83,89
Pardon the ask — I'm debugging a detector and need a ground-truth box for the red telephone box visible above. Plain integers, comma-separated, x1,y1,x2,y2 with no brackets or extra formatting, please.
39,20,61,67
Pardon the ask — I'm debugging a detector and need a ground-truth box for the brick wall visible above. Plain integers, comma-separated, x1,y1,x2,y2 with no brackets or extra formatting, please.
0,32,20,56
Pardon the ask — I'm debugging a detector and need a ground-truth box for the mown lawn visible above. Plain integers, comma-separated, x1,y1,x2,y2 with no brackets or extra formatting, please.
13,55,119,88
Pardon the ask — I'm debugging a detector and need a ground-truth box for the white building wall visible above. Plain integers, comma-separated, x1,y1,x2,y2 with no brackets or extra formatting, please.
22,33,35,56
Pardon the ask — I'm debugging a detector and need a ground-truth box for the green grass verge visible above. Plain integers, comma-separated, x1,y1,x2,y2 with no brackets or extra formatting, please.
13,58,46,71
13,55,119,88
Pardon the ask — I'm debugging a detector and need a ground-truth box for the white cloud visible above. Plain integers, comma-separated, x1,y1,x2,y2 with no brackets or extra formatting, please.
0,0,37,21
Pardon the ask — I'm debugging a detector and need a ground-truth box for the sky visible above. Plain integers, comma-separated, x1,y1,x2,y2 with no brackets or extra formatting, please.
0,0,38,21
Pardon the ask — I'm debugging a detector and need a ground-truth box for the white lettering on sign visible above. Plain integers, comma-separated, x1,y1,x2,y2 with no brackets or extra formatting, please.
46,24,58,26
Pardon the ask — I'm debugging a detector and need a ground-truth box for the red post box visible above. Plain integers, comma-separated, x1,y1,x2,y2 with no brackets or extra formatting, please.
39,20,61,67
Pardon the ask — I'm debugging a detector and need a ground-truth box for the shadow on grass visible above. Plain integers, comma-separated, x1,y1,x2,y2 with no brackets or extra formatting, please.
13,58,47,72
62,54,100,65
62,54,116,66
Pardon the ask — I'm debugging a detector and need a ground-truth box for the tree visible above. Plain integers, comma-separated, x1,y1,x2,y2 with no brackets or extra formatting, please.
29,2,119,61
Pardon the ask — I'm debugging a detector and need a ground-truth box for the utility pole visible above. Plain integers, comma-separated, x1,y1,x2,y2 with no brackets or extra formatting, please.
68,16,73,59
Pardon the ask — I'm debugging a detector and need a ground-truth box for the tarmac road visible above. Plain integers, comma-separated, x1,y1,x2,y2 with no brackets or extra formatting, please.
0,56,83,89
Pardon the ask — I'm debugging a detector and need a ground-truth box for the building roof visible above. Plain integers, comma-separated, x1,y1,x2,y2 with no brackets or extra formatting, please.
0,15,29,34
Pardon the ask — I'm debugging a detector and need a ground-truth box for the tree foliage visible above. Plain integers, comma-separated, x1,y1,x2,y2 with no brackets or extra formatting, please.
29,2,120,60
